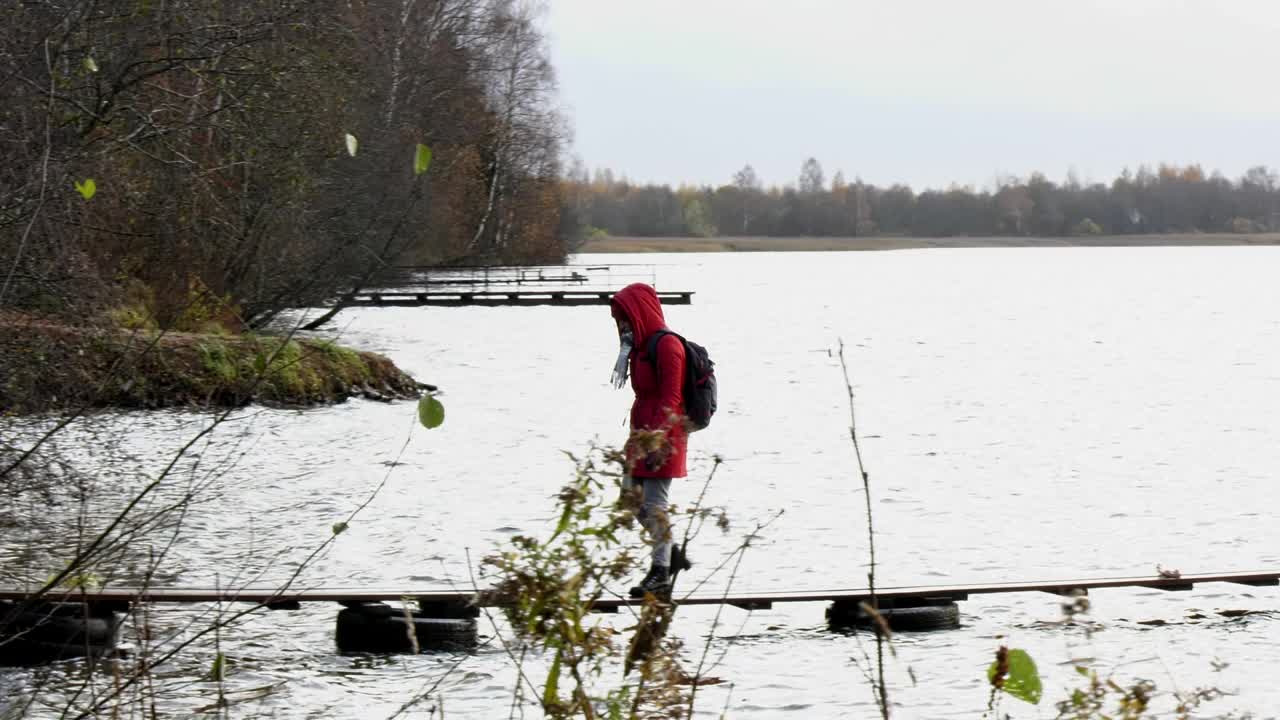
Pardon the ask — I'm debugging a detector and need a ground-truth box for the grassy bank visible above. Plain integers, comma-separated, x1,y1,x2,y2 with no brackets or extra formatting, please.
0,317,424,414
578,232,1280,253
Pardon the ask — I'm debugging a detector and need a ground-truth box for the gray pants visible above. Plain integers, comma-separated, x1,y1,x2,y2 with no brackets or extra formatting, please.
630,477,673,568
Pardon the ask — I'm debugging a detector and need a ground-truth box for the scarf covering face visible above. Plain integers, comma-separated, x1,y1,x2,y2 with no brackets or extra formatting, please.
611,328,634,389
609,283,666,389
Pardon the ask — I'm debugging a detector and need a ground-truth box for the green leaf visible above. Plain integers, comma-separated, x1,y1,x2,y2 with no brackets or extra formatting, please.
332,521,348,536
47,559,102,591
988,648,1042,705
417,394,445,429
74,178,96,200
414,144,432,175
84,57,99,73
543,651,562,707
70,572,101,591
548,503,573,542
210,652,225,681
253,352,267,374
1075,665,1091,677
344,133,358,157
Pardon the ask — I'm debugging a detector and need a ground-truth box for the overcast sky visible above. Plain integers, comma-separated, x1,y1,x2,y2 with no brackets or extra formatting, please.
546,0,1280,191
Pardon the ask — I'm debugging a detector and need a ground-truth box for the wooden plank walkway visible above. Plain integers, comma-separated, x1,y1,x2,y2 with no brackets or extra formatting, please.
340,290,694,308
5,570,1276,611
398,274,589,287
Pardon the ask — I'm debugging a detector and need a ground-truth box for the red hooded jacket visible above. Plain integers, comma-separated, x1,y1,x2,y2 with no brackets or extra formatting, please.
610,283,688,479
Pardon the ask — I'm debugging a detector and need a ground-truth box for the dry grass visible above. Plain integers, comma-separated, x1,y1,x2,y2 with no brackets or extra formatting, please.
579,233,1280,254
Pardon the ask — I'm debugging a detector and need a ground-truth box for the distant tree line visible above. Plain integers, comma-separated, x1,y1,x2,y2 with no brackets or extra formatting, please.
1,0,568,330
563,159,1280,242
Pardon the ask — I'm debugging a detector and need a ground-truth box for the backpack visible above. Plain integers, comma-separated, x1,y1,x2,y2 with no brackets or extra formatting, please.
643,329,717,432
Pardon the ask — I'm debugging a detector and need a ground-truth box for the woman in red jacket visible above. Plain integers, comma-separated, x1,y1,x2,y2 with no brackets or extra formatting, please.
610,283,688,597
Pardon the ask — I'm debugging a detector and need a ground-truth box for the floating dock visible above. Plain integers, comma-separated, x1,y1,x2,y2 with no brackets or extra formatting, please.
3,569,1275,610
3,570,1275,661
340,289,693,307
345,264,693,308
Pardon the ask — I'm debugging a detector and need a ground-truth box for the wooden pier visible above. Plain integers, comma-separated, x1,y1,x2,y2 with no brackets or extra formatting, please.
340,289,694,307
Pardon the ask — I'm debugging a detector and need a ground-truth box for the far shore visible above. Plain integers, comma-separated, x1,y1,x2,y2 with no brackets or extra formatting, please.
577,233,1280,254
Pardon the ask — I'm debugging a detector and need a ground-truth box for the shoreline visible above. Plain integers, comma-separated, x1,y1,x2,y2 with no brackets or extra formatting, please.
577,232,1280,253
0,319,424,414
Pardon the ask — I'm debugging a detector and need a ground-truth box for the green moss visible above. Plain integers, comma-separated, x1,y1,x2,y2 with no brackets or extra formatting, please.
261,339,306,398
312,340,372,381
1,321,421,413
197,341,238,384
247,338,357,402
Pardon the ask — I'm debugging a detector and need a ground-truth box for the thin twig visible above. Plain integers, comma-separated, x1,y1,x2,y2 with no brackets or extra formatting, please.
685,520,766,719
58,348,421,717
462,548,546,712
677,512,783,603
1,39,55,304
677,455,723,549
838,339,889,719
387,637,495,720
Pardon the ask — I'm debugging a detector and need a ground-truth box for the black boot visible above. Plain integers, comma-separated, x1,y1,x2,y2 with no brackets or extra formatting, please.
671,543,692,575
629,564,671,599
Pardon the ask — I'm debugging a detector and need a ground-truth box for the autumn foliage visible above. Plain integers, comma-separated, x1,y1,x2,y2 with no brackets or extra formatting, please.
0,0,569,331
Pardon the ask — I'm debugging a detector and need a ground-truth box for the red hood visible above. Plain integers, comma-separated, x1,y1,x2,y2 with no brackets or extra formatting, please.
610,283,667,345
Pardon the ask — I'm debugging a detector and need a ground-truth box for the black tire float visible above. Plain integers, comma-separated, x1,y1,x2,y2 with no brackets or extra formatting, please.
827,599,961,632
335,601,478,653
0,600,121,665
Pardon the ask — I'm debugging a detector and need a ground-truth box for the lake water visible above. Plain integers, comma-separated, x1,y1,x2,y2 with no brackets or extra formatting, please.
4,247,1280,718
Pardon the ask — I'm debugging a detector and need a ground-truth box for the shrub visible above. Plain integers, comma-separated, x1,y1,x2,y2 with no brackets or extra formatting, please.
1073,218,1103,236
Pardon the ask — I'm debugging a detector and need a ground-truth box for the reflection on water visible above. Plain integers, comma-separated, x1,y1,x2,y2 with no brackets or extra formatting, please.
4,247,1280,717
